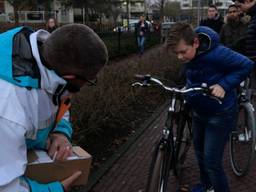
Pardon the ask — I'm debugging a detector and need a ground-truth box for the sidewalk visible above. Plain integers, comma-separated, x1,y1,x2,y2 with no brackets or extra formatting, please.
90,106,256,192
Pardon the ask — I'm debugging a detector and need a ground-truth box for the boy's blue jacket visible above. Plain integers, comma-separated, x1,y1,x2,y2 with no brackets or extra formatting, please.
185,26,254,114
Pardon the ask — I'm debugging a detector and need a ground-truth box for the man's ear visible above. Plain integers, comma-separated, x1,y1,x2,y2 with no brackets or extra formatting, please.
193,38,200,49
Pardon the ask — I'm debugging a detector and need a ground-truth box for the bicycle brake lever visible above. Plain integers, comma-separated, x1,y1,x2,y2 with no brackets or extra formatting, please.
131,82,150,87
209,95,222,105
201,83,222,104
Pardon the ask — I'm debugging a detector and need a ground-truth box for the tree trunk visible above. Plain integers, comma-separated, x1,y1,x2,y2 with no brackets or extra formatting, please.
13,5,19,25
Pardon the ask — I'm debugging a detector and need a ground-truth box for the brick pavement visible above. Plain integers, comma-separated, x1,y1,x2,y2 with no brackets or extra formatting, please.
90,107,256,192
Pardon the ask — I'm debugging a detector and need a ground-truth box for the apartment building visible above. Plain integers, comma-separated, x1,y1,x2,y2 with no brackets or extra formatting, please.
0,0,73,23
181,0,234,10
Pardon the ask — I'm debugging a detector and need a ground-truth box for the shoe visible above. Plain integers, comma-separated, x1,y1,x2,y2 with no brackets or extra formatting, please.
206,187,214,192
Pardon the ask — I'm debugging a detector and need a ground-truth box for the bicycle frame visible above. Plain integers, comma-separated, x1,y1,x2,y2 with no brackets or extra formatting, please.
162,92,192,171
132,74,220,191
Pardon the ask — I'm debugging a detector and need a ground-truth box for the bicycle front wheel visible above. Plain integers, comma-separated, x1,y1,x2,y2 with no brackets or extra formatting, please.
230,102,256,176
146,141,173,192
173,119,192,177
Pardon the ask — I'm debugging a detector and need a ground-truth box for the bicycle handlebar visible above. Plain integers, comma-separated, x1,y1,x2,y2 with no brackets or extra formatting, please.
132,74,222,104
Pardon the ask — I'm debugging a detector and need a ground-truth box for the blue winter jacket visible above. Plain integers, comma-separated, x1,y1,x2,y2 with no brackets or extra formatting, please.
185,26,254,114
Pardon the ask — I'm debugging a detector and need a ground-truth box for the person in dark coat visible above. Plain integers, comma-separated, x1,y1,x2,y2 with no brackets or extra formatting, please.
200,5,224,33
235,0,256,88
235,0,256,60
220,4,247,50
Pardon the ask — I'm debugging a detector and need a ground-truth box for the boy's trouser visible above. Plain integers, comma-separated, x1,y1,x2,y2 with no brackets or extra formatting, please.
192,106,237,192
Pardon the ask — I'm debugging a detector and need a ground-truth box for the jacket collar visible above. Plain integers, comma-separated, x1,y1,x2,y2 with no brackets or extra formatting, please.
29,30,67,95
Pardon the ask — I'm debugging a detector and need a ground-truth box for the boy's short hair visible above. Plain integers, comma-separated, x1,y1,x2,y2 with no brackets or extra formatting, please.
166,22,197,50
42,24,108,78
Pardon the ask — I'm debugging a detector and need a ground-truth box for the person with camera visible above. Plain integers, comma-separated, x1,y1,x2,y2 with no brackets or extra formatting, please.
234,0,256,88
234,0,256,60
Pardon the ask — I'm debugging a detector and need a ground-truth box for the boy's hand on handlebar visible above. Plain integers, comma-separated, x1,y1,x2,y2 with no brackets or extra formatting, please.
210,84,225,99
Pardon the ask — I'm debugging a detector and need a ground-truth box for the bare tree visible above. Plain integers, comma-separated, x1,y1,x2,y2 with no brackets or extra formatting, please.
153,0,166,21
104,0,123,26
163,1,181,21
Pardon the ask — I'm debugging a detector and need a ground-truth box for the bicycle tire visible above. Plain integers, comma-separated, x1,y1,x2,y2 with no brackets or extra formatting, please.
146,141,173,192
173,117,192,177
230,102,256,176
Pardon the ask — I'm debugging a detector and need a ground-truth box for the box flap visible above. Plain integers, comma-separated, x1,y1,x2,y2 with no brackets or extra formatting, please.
73,146,91,158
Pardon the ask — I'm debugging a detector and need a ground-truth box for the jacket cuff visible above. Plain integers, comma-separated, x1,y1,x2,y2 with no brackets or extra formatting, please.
25,177,64,192
218,79,231,93
52,119,73,140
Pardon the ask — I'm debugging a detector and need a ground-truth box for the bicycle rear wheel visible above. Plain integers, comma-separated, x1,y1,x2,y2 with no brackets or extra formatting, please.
230,102,256,176
146,140,173,192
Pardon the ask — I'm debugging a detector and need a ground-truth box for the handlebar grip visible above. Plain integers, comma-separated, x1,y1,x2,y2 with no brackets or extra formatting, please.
134,74,151,81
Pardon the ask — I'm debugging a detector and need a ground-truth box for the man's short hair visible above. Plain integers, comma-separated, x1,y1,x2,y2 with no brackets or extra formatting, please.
42,24,108,78
166,22,197,50
228,4,238,10
209,4,218,10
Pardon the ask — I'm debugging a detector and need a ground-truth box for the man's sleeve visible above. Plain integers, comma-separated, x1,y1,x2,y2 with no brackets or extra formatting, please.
22,176,64,192
52,110,73,140
0,117,27,187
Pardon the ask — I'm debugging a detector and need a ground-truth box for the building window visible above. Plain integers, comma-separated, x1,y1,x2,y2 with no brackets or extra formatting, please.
183,3,190,7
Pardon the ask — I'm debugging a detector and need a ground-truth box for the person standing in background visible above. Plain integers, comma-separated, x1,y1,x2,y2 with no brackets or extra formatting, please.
46,18,58,33
220,4,247,50
135,15,149,56
200,5,224,33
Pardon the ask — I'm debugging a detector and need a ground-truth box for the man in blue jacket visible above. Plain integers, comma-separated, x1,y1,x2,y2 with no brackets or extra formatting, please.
166,23,253,192
0,24,108,191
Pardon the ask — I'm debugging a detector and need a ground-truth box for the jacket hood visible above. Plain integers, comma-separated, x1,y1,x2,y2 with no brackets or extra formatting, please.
30,30,67,95
195,26,220,53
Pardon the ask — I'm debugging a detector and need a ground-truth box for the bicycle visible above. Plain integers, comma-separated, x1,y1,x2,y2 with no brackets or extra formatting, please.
229,79,256,176
132,74,221,192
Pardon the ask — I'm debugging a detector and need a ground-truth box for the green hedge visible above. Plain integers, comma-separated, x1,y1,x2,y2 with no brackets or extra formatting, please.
99,31,161,59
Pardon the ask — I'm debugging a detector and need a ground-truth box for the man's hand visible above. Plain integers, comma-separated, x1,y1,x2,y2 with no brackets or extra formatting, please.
235,0,256,12
210,84,225,99
61,171,82,192
47,133,72,161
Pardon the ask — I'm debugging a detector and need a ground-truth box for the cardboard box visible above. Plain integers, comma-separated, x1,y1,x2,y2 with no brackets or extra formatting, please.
25,146,92,186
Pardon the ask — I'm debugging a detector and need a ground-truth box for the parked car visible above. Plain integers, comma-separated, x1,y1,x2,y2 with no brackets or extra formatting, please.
161,21,176,43
129,19,153,32
113,26,127,32
113,20,153,33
